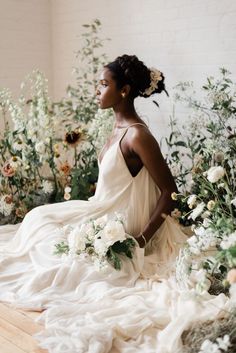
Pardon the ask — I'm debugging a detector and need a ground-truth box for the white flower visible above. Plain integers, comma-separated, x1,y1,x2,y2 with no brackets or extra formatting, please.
216,335,231,351
94,214,108,228
9,156,22,169
64,186,71,193
187,194,197,209
80,222,95,239
13,140,23,151
68,226,86,252
206,166,225,183
199,339,220,353
35,141,46,154
102,220,126,245
188,202,205,220
220,231,236,249
202,218,211,227
201,210,211,219
189,269,211,293
231,197,236,207
42,180,54,194
94,237,108,257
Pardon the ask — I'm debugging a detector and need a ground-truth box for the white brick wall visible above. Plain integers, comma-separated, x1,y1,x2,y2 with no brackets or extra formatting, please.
51,0,236,140
1,0,236,140
0,0,52,129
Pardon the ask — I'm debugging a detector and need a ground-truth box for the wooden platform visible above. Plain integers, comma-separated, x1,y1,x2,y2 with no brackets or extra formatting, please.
0,303,48,353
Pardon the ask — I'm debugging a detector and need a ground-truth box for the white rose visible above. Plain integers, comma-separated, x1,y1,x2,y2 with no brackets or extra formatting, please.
206,166,225,183
68,227,86,252
94,238,108,257
102,220,126,245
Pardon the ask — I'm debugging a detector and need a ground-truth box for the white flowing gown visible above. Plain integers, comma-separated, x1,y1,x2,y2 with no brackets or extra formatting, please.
0,124,230,353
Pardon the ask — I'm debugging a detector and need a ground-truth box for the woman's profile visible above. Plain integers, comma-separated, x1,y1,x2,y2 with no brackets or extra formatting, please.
0,55,226,353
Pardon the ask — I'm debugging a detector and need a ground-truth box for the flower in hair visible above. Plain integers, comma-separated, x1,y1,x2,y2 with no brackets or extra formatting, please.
142,68,163,96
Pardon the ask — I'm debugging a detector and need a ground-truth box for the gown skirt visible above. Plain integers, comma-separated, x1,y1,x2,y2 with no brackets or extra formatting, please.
0,126,230,353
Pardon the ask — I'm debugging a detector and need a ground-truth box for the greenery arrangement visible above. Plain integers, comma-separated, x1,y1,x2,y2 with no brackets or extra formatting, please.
0,19,113,225
164,68,236,352
164,68,236,292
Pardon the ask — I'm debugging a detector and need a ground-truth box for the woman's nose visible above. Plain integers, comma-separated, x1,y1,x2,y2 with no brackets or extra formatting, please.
96,88,100,96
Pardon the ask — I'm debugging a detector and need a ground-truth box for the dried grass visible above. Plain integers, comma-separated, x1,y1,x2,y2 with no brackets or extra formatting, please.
181,309,236,353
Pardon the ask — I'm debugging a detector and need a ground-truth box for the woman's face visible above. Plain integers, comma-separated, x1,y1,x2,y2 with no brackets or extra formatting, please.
96,68,123,109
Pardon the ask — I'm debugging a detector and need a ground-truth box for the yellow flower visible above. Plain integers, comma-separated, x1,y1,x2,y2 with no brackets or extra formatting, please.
207,200,216,211
171,192,177,200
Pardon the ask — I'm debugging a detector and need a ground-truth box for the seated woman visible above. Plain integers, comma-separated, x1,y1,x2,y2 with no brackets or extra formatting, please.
0,55,227,353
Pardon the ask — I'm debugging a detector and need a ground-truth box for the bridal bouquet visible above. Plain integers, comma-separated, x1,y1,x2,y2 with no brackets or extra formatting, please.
54,214,136,270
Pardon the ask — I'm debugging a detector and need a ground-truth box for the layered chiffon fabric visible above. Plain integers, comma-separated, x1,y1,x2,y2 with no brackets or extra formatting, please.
0,124,230,353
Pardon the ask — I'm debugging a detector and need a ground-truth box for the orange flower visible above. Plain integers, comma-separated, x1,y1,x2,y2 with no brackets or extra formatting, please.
59,161,72,175
1,162,15,177
4,195,13,204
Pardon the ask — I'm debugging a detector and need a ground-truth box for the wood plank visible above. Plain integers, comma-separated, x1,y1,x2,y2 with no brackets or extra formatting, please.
0,304,44,335
0,317,39,351
0,335,26,353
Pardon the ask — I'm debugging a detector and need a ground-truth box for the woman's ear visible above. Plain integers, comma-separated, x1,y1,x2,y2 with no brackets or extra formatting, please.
121,84,131,98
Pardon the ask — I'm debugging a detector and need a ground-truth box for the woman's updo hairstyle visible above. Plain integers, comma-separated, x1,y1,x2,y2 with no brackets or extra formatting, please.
104,54,167,99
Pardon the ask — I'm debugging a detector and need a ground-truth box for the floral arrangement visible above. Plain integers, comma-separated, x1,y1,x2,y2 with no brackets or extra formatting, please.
163,68,236,295
54,214,136,270
0,19,113,224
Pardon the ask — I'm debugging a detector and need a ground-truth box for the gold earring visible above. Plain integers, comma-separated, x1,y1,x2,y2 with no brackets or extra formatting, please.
121,93,126,98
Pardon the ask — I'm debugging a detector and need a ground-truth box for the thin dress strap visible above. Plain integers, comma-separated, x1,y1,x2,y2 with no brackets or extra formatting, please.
119,122,149,140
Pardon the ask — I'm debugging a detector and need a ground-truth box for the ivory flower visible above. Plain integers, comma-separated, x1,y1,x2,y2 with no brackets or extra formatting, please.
102,220,126,245
42,180,54,194
207,200,216,211
68,227,86,252
206,166,225,183
187,194,197,209
188,202,205,221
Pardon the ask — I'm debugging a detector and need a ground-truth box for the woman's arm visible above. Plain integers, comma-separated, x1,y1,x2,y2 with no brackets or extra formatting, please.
129,127,178,247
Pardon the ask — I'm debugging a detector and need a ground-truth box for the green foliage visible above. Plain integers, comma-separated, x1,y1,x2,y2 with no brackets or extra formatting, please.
0,19,113,224
107,238,136,269
168,69,236,293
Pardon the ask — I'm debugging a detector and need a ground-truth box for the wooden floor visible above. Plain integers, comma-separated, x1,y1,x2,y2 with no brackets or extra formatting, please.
0,303,48,353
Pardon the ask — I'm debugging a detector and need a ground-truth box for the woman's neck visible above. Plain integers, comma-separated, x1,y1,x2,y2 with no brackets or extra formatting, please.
113,101,140,127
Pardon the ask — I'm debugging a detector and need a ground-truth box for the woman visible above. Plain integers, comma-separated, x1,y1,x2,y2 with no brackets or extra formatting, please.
0,55,226,353
96,55,178,248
